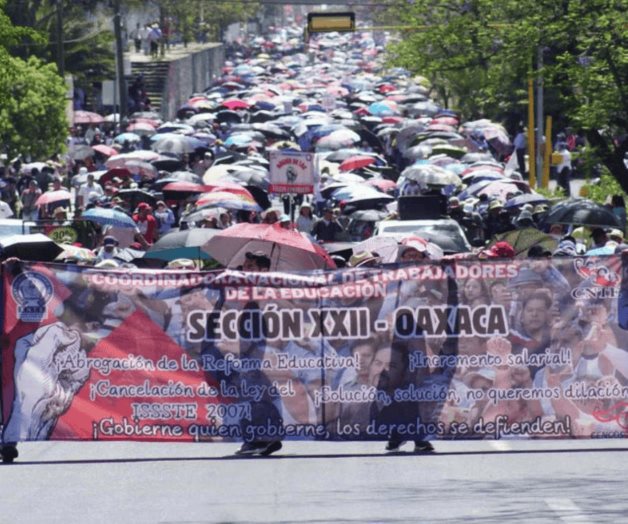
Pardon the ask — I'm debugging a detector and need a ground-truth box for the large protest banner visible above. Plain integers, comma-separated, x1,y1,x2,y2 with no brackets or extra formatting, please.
2,256,627,443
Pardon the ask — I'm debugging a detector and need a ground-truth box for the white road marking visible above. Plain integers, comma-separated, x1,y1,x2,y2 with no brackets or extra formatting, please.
545,498,592,523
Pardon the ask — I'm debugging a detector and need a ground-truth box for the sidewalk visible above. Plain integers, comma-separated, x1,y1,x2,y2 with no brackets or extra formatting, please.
125,41,222,64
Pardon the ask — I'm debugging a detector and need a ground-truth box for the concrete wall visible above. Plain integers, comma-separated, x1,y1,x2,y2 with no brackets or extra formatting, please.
162,44,225,121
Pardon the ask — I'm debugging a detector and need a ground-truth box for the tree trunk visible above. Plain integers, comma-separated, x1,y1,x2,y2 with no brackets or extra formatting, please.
587,129,628,193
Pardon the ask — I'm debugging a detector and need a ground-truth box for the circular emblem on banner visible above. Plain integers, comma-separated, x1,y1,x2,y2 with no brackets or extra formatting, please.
48,226,77,244
11,272,54,322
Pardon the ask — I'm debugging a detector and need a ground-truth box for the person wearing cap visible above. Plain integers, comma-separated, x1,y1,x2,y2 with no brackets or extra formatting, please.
312,207,343,242
398,243,427,263
94,235,120,264
296,202,315,234
478,241,515,260
133,202,158,244
154,200,175,236
77,172,103,209
273,213,290,230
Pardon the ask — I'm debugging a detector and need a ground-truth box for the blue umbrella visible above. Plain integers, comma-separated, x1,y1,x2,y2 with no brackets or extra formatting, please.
113,132,141,144
504,193,549,210
368,101,397,117
82,207,137,229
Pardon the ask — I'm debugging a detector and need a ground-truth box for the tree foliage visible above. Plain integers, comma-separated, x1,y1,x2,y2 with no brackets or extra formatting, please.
0,52,68,159
383,0,627,187
0,0,68,159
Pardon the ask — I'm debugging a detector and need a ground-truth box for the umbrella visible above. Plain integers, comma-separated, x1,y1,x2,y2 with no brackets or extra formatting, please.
339,155,377,172
82,207,137,229
124,160,158,179
146,228,220,261
69,145,94,161
55,244,96,262
221,98,250,110
203,223,336,271
112,132,141,145
491,228,558,257
349,209,390,222
152,134,206,155
352,236,399,263
162,182,212,194
128,122,157,136
35,190,72,207
401,165,462,189
195,191,261,212
365,179,397,193
151,155,184,172
106,150,159,168
74,110,104,125
92,144,118,157
504,193,549,210
116,189,157,209
477,181,530,200
98,168,132,186
0,233,63,261
180,207,226,225
542,199,621,228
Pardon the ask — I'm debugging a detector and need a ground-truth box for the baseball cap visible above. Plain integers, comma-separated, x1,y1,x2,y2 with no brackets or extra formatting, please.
481,241,515,259
103,235,118,246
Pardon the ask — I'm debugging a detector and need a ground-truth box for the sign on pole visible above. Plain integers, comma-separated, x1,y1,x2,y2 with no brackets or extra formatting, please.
269,151,316,194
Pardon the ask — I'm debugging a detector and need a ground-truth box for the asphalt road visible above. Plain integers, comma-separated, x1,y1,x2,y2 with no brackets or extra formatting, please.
2,439,626,523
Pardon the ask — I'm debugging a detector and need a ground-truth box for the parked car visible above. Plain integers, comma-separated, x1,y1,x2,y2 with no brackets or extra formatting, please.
374,218,472,254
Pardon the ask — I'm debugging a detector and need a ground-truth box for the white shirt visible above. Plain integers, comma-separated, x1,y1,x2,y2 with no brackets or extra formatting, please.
0,200,14,218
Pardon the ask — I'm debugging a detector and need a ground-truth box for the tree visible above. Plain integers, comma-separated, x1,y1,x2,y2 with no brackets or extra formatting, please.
0,0,67,159
383,0,627,189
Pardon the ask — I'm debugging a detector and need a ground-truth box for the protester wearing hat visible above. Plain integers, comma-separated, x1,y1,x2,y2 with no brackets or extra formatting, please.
485,199,512,238
478,241,515,259
398,242,428,263
166,258,197,270
133,202,158,244
261,209,280,224
514,209,535,229
349,250,381,268
448,196,463,223
94,235,120,264
20,179,41,221
553,236,578,257
296,202,316,234
154,200,175,236
278,214,292,230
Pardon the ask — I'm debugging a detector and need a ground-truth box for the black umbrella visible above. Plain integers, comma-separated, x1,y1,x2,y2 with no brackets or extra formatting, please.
245,185,272,210
542,199,620,228
116,189,157,210
212,151,248,165
215,110,242,124
0,233,63,261
151,155,184,172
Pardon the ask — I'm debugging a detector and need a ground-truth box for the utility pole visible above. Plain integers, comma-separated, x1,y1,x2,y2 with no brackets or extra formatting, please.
535,46,544,187
55,0,64,77
113,0,128,121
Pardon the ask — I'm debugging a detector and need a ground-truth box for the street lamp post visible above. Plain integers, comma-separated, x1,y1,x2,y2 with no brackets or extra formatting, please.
113,0,128,122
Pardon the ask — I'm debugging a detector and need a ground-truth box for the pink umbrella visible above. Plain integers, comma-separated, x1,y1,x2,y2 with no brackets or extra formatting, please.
73,110,104,125
203,223,336,271
35,190,72,207
365,178,397,192
92,144,118,157
477,181,530,200
127,122,157,136
339,155,377,172
221,98,250,110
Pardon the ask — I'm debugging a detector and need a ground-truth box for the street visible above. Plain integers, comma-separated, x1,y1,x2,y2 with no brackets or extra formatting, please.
2,439,626,523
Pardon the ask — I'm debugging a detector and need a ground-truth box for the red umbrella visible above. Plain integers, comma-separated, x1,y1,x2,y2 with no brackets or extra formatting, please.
203,223,336,271
221,98,250,110
98,168,132,187
92,144,118,157
73,110,104,125
35,189,72,207
339,155,377,172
